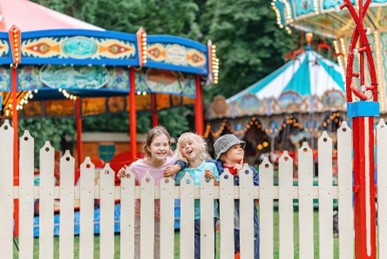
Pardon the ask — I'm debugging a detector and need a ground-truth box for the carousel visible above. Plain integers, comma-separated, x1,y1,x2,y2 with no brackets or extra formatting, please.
205,39,345,165
0,0,219,167
271,0,387,111
0,0,218,235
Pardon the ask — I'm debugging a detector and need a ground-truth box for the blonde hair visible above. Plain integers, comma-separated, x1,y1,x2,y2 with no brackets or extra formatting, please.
143,126,171,157
176,132,208,161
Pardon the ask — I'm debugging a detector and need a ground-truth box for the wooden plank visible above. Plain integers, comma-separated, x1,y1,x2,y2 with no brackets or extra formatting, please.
278,151,294,259
99,164,115,259
39,142,55,259
19,131,35,259
160,177,175,259
200,176,215,259
337,122,354,259
239,164,254,259
59,151,75,259
318,132,333,259
377,120,387,258
0,120,15,259
180,173,195,258
79,157,95,259
298,142,314,259
219,170,235,259
140,172,155,259
260,157,274,259
120,170,135,259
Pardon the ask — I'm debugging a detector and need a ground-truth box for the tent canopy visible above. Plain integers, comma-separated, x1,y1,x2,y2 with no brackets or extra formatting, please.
0,0,103,31
227,50,345,103
207,49,346,121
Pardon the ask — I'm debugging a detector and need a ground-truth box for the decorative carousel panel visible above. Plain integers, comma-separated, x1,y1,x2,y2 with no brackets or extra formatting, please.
207,95,230,119
106,96,126,113
0,66,10,91
20,100,43,117
147,35,208,74
16,65,130,92
272,91,307,113
21,30,137,66
82,97,108,117
44,99,75,117
319,90,346,111
0,35,11,63
135,68,196,98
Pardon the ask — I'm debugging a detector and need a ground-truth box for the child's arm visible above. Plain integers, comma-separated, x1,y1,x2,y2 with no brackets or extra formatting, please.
163,160,188,177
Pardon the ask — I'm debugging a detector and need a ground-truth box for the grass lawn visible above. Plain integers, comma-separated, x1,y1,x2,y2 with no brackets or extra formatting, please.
14,210,339,258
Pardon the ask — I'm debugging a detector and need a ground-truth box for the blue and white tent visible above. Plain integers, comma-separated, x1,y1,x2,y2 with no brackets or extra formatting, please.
207,50,347,121
228,50,345,102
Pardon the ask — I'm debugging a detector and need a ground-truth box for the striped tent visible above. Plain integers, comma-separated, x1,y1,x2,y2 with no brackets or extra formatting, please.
227,49,345,104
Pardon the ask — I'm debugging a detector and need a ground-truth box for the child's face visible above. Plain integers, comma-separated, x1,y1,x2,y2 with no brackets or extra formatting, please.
148,134,170,162
179,141,198,162
222,144,244,164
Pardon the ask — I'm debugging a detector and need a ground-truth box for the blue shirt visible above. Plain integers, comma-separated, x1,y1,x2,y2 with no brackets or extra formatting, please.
175,161,220,220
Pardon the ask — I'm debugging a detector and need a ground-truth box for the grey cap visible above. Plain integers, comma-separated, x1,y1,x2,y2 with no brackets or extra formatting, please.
214,134,245,160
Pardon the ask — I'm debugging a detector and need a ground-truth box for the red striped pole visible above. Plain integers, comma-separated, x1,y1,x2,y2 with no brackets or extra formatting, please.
340,1,378,257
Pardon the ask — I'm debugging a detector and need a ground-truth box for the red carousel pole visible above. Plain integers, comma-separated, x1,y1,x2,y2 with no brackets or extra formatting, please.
195,75,204,135
129,67,137,162
151,93,159,127
339,1,378,258
9,25,20,236
76,98,83,167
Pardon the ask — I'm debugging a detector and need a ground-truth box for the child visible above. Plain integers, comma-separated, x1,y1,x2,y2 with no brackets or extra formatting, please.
213,134,260,258
117,126,179,259
174,132,220,259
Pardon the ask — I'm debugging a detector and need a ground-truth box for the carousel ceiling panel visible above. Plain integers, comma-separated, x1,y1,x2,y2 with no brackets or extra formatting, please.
272,0,387,38
272,0,387,112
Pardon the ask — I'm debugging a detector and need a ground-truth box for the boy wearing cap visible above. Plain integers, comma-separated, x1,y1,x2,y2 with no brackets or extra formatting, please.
213,134,259,259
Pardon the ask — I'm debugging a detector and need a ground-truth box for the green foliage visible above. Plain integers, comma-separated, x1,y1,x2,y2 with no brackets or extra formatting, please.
29,0,294,134
199,0,293,100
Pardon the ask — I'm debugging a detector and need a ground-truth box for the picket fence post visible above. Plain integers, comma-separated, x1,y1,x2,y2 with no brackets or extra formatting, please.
278,151,294,259
298,142,314,259
318,131,334,259
0,120,14,259
39,141,55,259
337,121,354,259
19,130,35,259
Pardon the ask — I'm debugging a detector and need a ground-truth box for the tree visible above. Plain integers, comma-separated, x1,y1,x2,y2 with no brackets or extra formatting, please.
197,0,293,100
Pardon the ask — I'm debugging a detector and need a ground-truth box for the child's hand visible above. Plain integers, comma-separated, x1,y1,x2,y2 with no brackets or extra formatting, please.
204,169,215,179
204,169,219,185
164,164,180,177
117,165,129,179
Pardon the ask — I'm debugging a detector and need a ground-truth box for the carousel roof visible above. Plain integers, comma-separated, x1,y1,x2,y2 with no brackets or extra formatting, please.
0,0,217,118
0,0,103,31
207,49,346,120
227,49,345,103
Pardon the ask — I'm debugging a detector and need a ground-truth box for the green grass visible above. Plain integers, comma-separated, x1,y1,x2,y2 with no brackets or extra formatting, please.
13,210,339,258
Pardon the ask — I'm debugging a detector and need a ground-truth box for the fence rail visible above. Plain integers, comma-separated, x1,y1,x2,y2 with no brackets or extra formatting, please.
1,120,386,258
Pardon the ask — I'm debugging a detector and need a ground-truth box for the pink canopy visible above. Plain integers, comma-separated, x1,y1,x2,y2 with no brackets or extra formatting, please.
0,0,103,31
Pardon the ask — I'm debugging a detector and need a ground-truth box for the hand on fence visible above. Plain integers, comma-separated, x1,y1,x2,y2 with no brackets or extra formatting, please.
117,165,129,178
204,169,219,186
163,164,181,177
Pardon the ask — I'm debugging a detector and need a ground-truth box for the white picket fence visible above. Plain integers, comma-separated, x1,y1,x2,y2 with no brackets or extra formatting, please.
1,120,387,258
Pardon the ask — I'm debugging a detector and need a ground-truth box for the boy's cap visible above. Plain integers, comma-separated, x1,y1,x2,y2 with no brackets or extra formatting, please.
214,134,245,160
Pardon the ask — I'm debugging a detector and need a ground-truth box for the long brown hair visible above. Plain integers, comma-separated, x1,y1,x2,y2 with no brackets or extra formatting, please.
143,126,171,157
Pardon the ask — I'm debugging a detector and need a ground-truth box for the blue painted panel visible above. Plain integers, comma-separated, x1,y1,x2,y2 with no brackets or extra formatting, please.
347,102,380,117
